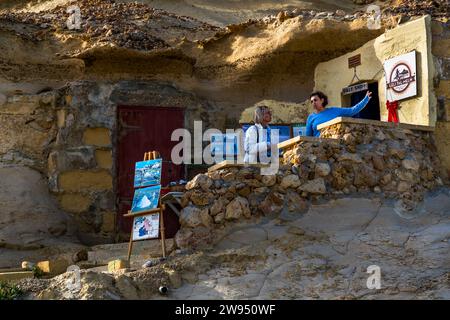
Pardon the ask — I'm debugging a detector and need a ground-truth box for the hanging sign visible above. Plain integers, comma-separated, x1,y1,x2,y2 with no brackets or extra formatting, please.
384,51,417,101
342,82,368,95
348,54,361,68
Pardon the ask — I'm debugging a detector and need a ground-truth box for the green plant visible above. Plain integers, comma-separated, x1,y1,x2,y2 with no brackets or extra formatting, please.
32,266,44,278
0,281,23,300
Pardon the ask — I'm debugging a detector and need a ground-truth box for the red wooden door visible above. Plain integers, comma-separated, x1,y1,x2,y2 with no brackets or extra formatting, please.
117,106,184,237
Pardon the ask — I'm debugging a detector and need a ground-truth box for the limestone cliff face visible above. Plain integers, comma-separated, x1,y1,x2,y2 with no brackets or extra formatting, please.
0,0,388,127
1,1,447,126
0,0,448,270
0,1,447,301
0,0,365,26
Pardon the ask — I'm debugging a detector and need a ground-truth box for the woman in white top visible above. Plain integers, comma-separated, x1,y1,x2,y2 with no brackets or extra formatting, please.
244,105,273,164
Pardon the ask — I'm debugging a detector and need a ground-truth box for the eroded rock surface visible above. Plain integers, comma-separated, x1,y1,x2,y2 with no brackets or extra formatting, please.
0,166,83,268
19,189,450,300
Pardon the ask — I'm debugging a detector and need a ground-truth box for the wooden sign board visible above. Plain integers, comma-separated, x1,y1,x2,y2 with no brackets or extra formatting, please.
342,82,368,95
348,54,361,68
384,50,417,101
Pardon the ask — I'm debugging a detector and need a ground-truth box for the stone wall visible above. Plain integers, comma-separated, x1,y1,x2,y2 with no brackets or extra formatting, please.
175,119,447,249
47,83,115,244
432,19,450,178
0,92,58,171
0,79,214,245
316,120,445,194
46,80,212,244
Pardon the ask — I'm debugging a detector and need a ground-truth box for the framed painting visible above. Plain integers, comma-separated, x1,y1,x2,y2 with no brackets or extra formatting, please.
292,123,307,137
241,123,292,143
130,185,161,215
134,158,162,188
132,213,160,241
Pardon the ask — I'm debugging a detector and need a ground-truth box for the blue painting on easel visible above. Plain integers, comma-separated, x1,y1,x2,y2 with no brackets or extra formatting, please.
134,159,162,188
130,185,161,214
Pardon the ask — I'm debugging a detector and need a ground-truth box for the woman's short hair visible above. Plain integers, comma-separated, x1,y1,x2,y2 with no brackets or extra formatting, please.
254,105,270,124
310,91,328,107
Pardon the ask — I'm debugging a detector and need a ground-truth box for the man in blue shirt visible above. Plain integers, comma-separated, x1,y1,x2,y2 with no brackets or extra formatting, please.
306,90,372,137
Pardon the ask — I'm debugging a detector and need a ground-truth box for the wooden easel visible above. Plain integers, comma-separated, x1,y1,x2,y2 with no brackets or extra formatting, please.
125,151,166,262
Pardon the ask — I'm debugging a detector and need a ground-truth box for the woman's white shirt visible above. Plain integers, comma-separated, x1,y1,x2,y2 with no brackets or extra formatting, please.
244,123,270,163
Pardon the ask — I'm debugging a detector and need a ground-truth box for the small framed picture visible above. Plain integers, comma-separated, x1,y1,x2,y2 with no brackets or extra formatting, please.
130,185,161,215
134,158,162,188
293,124,307,137
132,214,160,241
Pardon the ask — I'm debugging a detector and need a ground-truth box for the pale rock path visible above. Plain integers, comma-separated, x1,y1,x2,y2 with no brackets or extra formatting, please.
171,191,450,300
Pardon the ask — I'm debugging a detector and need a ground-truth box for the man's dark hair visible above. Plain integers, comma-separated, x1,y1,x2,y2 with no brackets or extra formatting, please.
310,91,328,107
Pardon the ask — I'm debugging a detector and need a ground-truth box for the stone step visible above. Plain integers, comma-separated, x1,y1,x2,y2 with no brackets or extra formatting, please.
0,271,34,282
107,259,130,272
0,268,23,273
36,259,69,276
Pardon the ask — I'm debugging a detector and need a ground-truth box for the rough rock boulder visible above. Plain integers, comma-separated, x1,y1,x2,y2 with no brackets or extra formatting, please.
0,166,82,268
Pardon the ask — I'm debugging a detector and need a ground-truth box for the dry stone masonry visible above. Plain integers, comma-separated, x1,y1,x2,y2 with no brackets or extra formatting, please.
176,118,448,249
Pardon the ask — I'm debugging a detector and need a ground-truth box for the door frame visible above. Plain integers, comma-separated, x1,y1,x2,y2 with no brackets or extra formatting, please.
341,80,380,120
114,105,186,240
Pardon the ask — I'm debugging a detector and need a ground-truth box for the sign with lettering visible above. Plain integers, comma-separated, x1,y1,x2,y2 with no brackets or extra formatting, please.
384,51,417,101
342,82,368,95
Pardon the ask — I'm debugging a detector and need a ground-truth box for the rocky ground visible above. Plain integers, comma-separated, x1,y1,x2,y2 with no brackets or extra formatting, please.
386,0,449,18
16,188,450,299
0,0,376,27
0,0,220,51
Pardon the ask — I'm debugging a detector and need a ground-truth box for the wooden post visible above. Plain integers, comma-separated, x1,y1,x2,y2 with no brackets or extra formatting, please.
127,233,134,262
160,204,167,258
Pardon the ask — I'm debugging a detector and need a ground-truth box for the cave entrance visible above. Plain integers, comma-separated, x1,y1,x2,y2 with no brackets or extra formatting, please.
350,81,380,121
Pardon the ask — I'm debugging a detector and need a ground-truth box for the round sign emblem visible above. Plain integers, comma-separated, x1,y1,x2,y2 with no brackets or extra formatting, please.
388,62,414,93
